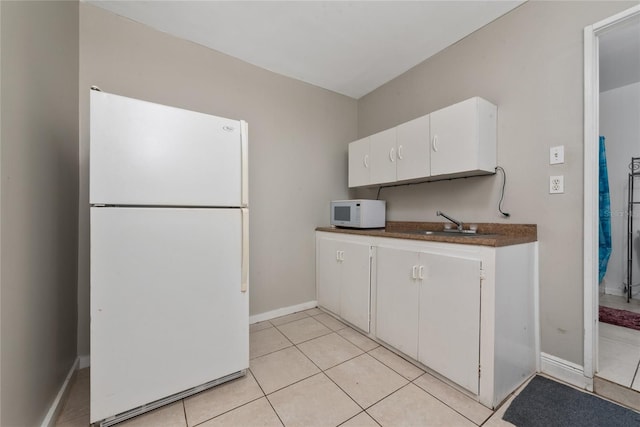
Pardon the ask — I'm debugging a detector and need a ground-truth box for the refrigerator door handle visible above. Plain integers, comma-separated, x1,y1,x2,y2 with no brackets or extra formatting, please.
241,120,249,208
241,208,249,293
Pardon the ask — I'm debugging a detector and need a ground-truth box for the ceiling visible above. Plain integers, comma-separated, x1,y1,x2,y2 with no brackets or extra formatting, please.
87,0,524,99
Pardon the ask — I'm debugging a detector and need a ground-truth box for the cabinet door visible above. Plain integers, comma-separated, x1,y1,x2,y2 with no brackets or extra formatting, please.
316,237,342,316
369,128,397,185
430,98,477,176
376,246,420,360
340,242,372,333
418,253,481,394
348,137,371,188
431,97,498,177
396,114,430,182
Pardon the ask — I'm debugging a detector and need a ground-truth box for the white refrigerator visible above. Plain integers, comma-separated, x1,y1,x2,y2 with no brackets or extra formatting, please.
89,90,249,425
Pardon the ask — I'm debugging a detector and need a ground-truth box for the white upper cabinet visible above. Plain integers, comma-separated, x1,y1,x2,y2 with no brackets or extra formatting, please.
430,97,497,178
348,137,371,188
396,114,431,182
370,128,397,185
347,97,496,188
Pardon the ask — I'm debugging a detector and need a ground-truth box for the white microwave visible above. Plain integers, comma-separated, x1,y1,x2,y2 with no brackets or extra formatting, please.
330,199,386,228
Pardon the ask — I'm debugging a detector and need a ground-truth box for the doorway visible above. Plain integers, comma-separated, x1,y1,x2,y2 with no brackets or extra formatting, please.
584,4,640,398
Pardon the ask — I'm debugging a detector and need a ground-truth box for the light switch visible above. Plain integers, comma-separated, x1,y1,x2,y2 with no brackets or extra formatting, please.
550,146,564,165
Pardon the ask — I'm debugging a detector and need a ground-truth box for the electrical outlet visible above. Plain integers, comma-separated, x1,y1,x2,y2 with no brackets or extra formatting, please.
550,175,564,194
550,146,564,164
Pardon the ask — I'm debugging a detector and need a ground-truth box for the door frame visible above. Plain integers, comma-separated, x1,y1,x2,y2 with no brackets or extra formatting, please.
583,4,640,381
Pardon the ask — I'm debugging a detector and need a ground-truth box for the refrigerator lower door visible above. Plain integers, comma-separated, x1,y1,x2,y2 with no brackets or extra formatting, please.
90,207,249,423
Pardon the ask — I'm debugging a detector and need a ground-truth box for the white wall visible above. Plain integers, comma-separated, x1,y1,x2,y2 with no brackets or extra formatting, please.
0,1,79,425
77,3,356,357
600,82,640,295
355,1,638,366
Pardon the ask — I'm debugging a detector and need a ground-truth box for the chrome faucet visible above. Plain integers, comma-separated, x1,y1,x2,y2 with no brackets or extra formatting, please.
436,211,463,231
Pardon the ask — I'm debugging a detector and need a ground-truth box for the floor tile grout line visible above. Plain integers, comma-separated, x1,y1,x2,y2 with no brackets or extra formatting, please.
285,330,335,346
273,325,335,346
335,328,381,352
318,368,368,413
250,324,296,360
268,311,314,328
367,341,427,371
223,368,287,427
250,342,295,361
355,336,493,425
260,370,323,397
630,357,640,389
336,410,383,427
304,341,411,415
189,394,269,427
359,381,412,412
185,368,285,427
297,339,365,372
284,334,370,420
365,347,425,382
263,394,287,427
408,375,491,426
181,399,189,427
362,409,385,427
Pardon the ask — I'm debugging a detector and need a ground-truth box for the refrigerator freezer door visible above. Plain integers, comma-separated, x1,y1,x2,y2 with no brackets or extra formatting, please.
90,91,246,207
90,207,249,423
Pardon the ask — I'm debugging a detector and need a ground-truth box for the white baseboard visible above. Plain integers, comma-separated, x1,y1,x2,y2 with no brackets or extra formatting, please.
40,357,79,427
540,352,593,391
603,286,625,297
79,354,90,369
250,300,318,324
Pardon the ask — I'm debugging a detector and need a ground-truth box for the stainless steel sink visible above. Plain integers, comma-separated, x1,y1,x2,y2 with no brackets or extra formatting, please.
401,230,499,238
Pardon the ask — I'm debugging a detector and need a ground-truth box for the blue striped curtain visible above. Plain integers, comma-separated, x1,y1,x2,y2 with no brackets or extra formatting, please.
599,136,612,284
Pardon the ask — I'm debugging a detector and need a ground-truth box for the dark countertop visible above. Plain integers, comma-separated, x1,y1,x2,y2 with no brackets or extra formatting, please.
316,221,537,247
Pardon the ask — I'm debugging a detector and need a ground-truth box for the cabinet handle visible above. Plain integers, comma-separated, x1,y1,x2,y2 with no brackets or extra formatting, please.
432,135,439,152
412,265,418,280
363,155,369,168
389,148,395,162
418,265,425,280
397,145,403,160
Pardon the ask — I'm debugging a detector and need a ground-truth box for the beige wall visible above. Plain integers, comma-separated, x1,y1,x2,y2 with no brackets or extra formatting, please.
77,4,356,357
355,1,638,365
0,1,79,426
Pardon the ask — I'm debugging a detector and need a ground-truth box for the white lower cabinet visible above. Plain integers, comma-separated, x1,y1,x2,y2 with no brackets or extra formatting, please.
316,232,537,409
419,252,481,394
316,233,372,333
376,246,481,394
375,247,420,360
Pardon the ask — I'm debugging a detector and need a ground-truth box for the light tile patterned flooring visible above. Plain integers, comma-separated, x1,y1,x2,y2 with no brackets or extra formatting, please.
599,293,640,391
56,308,521,426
